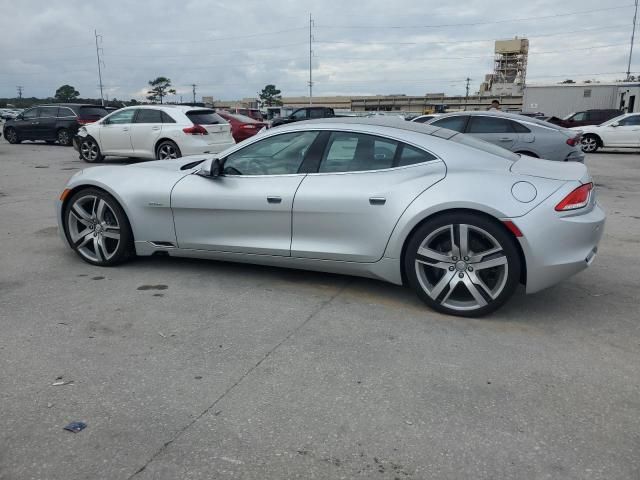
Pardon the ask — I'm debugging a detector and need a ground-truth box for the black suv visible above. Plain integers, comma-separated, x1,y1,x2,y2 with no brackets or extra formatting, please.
271,106,336,127
546,109,622,128
3,104,108,146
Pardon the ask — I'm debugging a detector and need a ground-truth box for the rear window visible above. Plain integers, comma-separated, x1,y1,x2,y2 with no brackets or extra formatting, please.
229,113,260,123
451,134,520,162
186,110,226,125
431,116,468,132
78,106,108,118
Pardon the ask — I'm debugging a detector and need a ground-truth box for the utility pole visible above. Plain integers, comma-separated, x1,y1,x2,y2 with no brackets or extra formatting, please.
627,0,639,81
16,86,23,99
94,30,105,106
191,84,197,104
309,13,313,105
464,77,471,111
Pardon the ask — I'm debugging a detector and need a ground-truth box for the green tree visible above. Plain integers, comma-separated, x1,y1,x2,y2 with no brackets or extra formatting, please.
54,84,80,102
147,77,176,104
258,84,283,106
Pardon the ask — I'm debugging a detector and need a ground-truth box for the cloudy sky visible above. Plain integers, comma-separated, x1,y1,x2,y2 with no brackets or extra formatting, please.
0,0,636,101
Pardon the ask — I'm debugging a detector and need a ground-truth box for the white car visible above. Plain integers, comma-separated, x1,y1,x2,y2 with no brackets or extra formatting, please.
74,105,235,162
573,112,640,153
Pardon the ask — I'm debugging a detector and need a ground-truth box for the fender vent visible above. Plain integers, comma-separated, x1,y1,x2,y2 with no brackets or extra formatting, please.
149,241,176,248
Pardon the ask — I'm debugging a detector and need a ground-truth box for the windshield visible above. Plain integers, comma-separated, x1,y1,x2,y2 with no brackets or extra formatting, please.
601,113,627,126
451,133,520,162
562,112,576,120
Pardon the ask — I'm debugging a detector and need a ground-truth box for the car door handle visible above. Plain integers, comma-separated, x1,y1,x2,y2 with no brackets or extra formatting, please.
122,127,129,132
31,121,39,125
152,126,160,131
267,196,282,204
369,197,386,205
498,137,511,141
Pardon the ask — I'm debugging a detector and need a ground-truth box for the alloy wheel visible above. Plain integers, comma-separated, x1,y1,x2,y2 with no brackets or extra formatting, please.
58,129,70,145
67,195,121,263
581,136,598,153
414,224,509,312
5,128,18,143
81,140,99,161
158,143,178,159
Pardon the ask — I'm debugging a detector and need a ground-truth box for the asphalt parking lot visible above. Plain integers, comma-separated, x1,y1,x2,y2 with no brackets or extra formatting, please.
0,139,638,480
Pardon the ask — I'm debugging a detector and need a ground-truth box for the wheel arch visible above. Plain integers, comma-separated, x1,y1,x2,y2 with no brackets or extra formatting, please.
583,132,603,147
398,207,527,287
154,137,179,156
60,183,135,244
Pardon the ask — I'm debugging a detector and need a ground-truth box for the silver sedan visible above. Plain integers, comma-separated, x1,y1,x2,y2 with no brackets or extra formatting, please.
56,118,605,317
427,111,585,162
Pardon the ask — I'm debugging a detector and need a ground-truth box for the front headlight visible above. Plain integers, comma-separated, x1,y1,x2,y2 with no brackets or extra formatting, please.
78,126,88,136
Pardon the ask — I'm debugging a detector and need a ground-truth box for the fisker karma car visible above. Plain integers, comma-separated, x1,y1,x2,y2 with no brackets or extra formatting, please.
56,118,605,317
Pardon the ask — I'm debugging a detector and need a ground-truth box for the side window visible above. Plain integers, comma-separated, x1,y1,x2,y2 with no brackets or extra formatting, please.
224,131,319,175
22,108,38,120
397,144,437,167
105,109,136,125
467,116,513,133
431,116,468,132
57,107,75,118
618,115,640,126
510,121,531,133
135,109,163,123
309,109,324,119
161,111,176,123
39,106,59,118
291,109,308,120
319,132,399,173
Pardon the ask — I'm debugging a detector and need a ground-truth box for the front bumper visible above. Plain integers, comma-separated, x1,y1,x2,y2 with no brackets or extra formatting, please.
72,135,80,152
515,183,605,294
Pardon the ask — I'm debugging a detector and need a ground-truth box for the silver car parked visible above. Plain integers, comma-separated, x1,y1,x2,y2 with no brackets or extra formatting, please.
427,111,585,162
56,118,604,317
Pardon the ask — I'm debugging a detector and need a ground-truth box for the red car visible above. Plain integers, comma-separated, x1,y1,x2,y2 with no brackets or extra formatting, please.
216,111,267,143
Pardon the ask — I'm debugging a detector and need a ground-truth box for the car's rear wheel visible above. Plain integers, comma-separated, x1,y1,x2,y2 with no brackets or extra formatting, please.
63,188,134,266
5,127,20,144
404,212,521,317
80,137,103,163
581,134,599,153
57,128,72,146
156,140,181,160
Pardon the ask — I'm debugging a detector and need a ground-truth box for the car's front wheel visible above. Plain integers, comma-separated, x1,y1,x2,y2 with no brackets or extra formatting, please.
581,134,600,153
63,188,134,266
5,127,20,144
80,137,103,163
156,140,181,159
404,212,521,317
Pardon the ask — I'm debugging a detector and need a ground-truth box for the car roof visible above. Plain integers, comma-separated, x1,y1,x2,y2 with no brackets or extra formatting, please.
127,105,214,112
436,109,574,132
36,104,106,108
291,116,459,139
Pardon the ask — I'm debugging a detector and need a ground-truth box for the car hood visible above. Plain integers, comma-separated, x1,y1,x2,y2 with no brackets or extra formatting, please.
510,154,590,183
126,156,213,172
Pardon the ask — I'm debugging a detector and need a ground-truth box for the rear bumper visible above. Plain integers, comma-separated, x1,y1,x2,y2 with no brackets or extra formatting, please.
515,184,605,293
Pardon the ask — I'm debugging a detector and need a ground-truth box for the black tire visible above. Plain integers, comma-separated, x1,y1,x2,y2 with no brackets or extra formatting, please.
46,140,56,145
581,134,600,153
156,140,181,160
57,128,72,146
5,127,20,144
404,212,521,317
79,136,104,163
63,188,134,266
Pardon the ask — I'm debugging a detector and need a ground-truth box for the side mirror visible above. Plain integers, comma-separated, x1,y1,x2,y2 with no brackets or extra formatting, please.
198,158,223,178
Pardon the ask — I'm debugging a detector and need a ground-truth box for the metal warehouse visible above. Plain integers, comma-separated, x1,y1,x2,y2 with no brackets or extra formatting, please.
523,82,640,117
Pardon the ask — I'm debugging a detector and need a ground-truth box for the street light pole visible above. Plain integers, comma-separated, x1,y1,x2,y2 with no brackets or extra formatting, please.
627,0,639,81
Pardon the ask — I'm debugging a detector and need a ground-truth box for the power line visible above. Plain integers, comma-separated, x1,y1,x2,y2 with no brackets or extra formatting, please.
313,4,636,29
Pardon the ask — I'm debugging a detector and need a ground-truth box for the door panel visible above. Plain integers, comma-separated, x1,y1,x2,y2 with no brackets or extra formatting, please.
604,115,640,146
466,116,516,150
131,108,163,158
34,106,59,140
14,107,39,138
171,174,305,255
292,162,446,262
98,109,136,154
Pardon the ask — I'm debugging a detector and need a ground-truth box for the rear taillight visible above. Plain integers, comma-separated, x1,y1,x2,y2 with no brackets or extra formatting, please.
555,183,593,211
182,124,208,135
566,135,580,146
241,124,257,129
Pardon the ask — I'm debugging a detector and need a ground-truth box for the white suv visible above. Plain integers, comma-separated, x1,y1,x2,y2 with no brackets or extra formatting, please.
74,105,235,162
